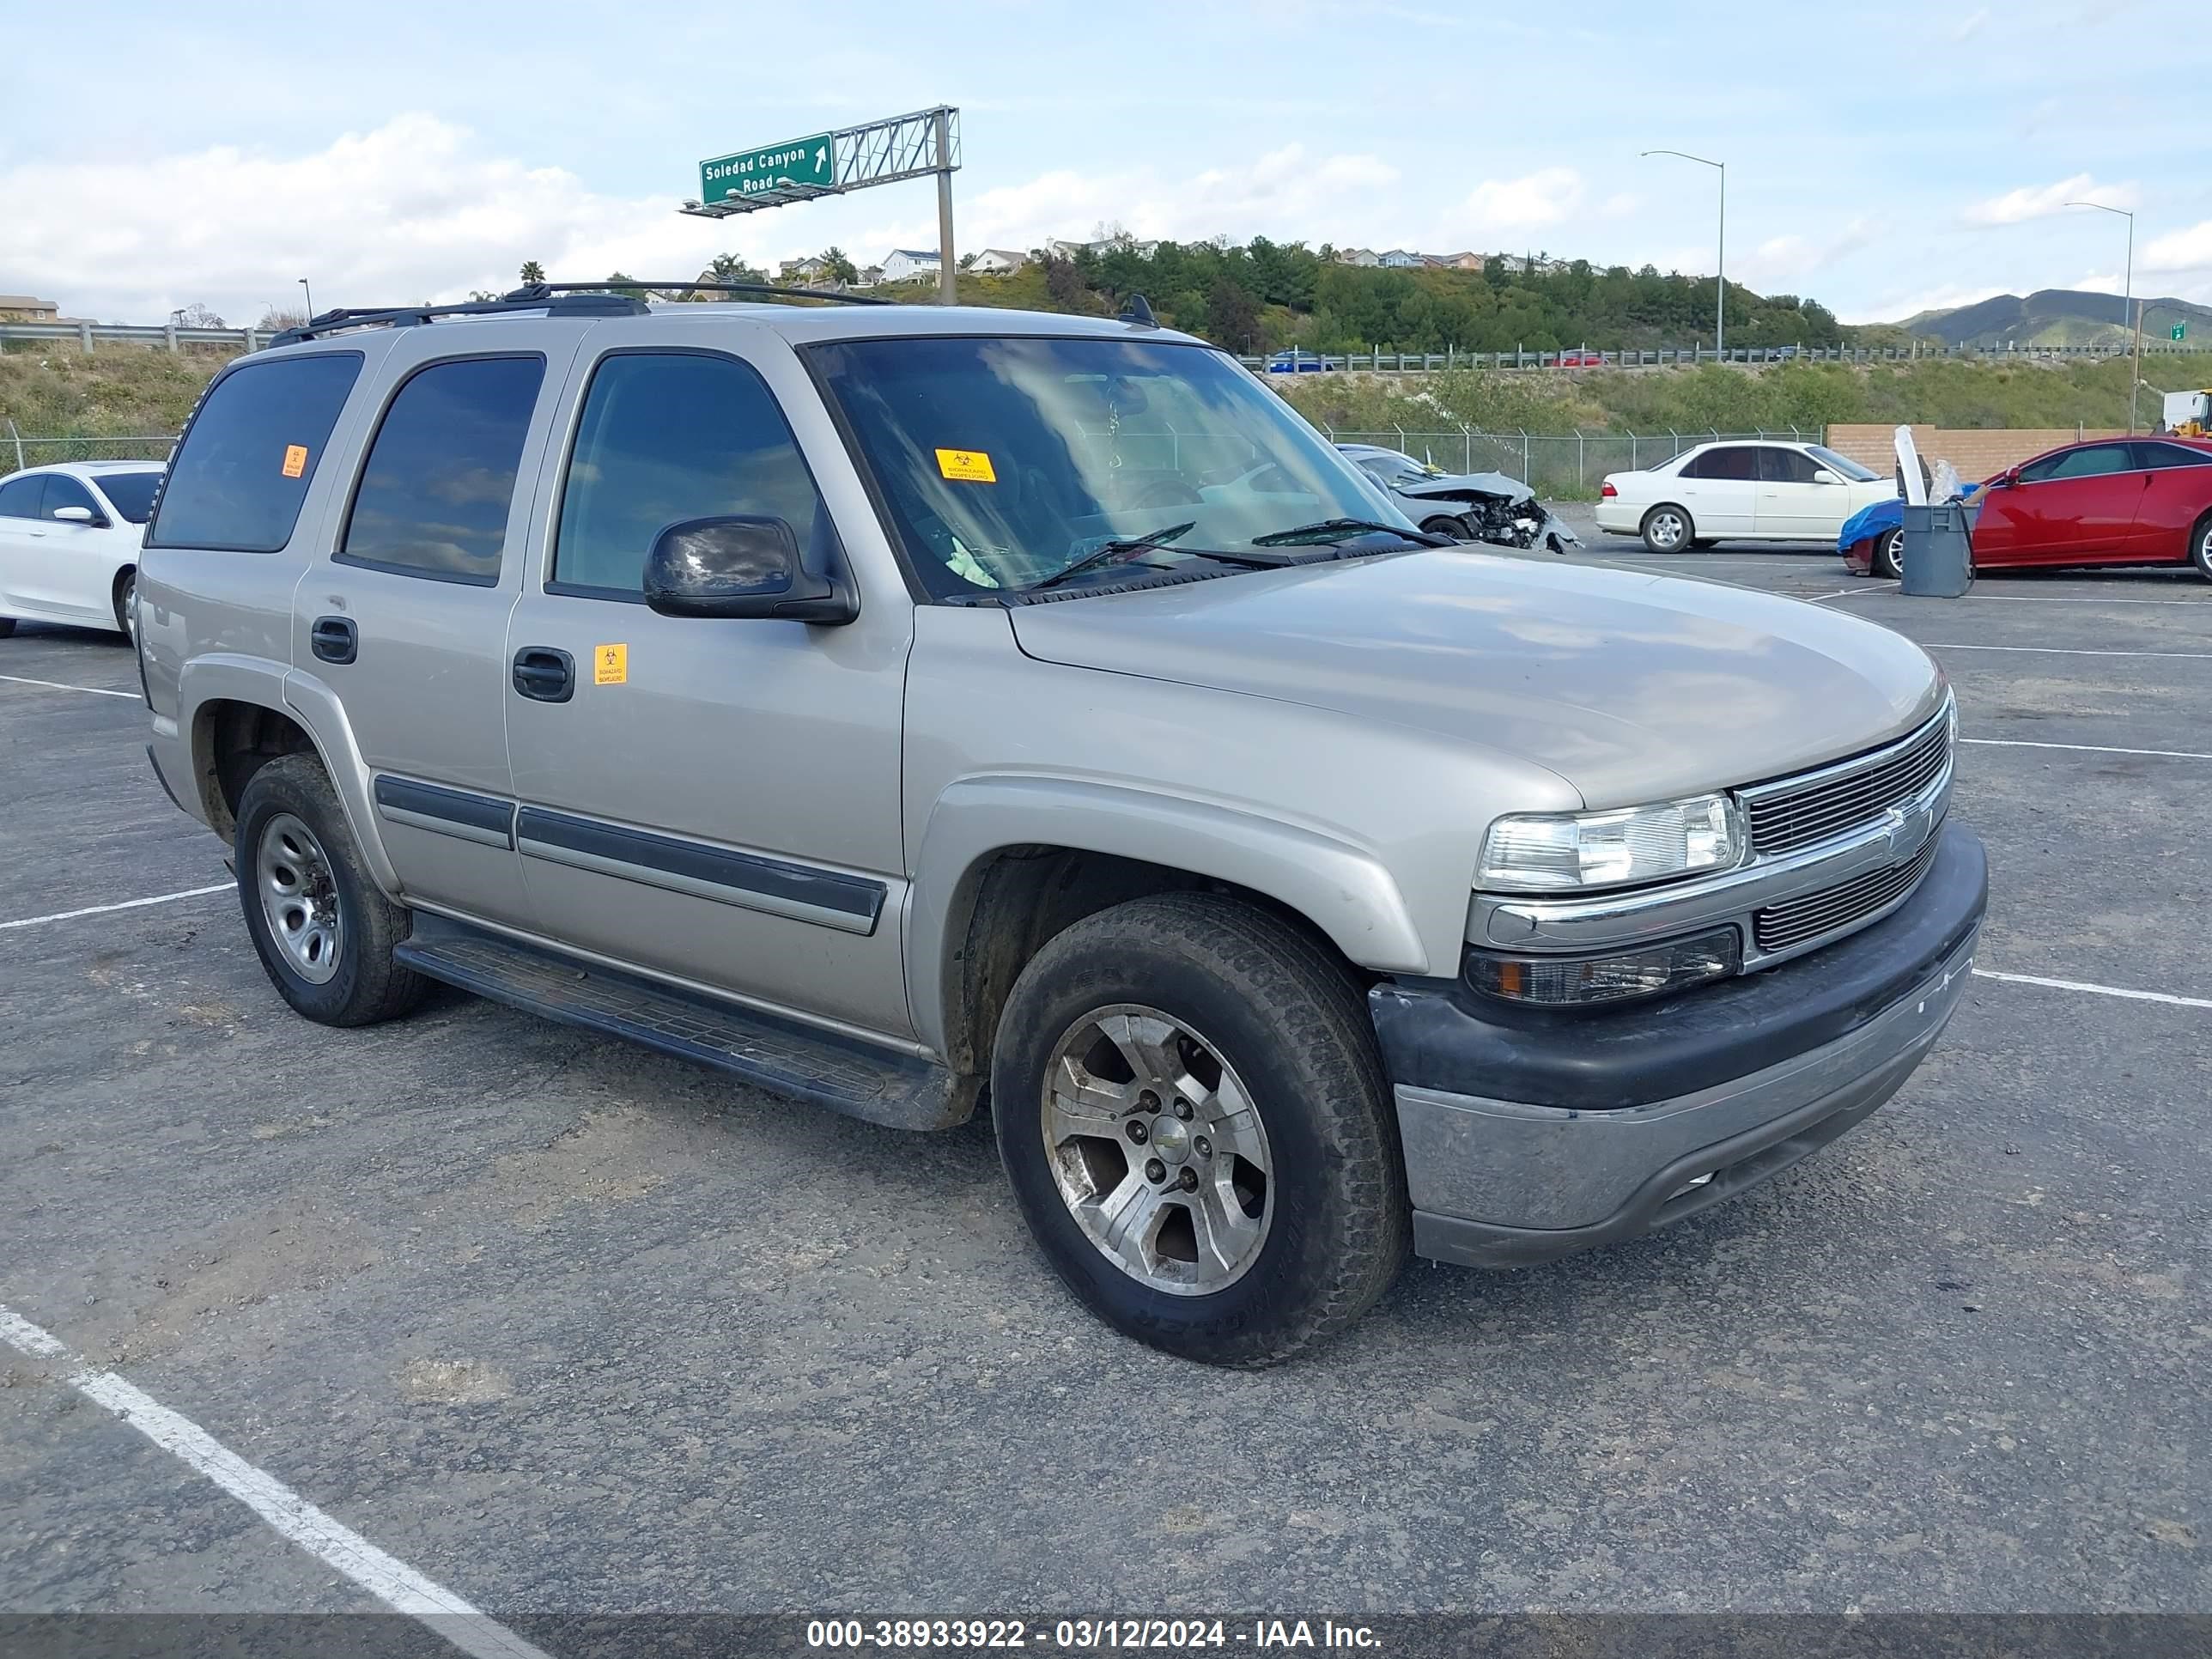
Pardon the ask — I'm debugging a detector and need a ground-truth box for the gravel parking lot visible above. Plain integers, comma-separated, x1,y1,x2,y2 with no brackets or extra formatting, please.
3,526,2207,1631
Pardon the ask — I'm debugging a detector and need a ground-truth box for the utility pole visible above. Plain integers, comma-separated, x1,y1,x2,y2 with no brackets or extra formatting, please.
934,107,957,307
299,277,313,319
1644,149,1725,357
2067,198,2136,432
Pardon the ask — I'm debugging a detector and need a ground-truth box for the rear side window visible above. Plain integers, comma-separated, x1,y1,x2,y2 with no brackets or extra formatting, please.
1686,447,1758,481
338,356,545,585
2138,442,2212,469
551,352,832,597
1759,447,1820,483
149,353,362,552
0,475,46,518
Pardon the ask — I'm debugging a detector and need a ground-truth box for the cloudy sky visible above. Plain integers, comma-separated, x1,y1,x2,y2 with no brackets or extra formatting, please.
3,0,2204,328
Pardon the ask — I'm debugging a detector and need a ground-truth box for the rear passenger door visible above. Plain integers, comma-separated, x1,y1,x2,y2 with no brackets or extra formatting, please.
295,330,576,927
1675,445,1758,535
1980,443,2142,565
501,338,913,1040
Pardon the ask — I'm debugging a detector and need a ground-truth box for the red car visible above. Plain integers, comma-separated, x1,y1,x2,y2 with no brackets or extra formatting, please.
1847,436,2212,578
1554,349,1609,368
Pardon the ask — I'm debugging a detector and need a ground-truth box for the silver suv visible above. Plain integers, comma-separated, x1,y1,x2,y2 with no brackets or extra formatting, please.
138,288,1985,1366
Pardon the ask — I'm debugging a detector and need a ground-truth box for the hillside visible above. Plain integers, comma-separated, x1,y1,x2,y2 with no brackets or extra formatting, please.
1900,288,2212,350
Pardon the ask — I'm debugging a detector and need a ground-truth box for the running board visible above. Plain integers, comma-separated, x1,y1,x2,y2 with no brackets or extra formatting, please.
395,920,973,1131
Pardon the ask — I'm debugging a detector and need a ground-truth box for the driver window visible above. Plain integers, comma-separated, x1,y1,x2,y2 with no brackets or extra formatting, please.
41,475,101,520
553,352,835,598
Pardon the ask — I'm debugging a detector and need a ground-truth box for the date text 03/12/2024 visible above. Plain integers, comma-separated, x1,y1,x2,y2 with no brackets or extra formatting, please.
805,1619,1383,1650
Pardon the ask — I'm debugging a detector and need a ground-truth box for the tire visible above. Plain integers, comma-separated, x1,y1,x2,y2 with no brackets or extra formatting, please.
1419,516,1468,543
1872,527,1905,580
234,752,427,1027
112,568,136,639
1690,538,1717,550
0,617,15,639
2192,514,2212,583
992,891,1408,1368
1641,504,1693,553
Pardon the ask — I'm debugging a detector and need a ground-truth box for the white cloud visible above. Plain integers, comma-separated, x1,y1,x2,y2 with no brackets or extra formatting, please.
1738,217,1876,287
1836,283,2008,327
1455,168,1585,234
1960,173,2138,227
1953,6,1991,38
2145,220,2212,274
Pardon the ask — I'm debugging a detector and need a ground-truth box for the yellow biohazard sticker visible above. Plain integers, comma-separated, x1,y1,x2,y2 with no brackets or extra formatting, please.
935,447,997,483
281,444,309,479
592,642,629,686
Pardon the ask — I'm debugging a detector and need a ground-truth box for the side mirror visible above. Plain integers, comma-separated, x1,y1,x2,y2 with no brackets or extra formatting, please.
51,505,102,526
2000,466,2021,489
1812,468,1842,485
642,515,856,624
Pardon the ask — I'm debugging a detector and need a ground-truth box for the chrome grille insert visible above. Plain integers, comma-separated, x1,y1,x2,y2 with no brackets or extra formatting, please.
1753,833,1942,954
1741,709,1952,857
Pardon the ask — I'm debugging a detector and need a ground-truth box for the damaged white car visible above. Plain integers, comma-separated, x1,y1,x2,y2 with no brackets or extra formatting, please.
1339,444,1578,552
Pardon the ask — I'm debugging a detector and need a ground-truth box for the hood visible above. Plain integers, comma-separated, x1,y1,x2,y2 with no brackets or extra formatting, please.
1008,551,1943,806
1391,470,1535,504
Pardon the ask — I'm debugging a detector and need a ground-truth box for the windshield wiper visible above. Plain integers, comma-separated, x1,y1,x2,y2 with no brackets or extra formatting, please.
1030,525,1297,591
1250,518,1452,549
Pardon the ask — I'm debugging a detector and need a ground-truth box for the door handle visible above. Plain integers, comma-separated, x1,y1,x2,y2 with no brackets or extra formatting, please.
310,615,357,665
512,647,574,703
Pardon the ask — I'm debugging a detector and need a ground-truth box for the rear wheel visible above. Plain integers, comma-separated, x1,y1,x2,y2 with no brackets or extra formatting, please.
992,892,1407,1368
2191,514,2212,583
1872,527,1905,580
1641,504,1693,553
1419,515,1468,543
234,753,427,1027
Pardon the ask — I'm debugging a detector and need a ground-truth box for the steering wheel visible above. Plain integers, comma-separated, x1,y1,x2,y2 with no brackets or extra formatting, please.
1126,477,1205,509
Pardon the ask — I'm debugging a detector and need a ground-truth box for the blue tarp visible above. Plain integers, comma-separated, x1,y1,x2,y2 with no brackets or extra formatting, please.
1837,483,1981,550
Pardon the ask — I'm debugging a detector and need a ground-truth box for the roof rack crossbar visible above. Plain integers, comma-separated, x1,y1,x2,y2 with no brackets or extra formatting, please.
503,281,895,307
270,291,646,346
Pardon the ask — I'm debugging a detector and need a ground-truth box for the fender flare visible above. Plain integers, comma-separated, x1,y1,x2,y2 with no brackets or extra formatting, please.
906,774,1430,1059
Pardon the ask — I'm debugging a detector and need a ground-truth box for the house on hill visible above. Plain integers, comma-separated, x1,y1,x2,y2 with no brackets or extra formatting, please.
881,248,941,283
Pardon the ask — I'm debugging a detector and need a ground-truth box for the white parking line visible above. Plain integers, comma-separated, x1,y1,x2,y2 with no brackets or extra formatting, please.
1963,737,2212,761
0,672,138,700
1929,642,2212,659
1958,593,2212,606
0,884,231,932
0,1303,552,1659
1973,969,2212,1012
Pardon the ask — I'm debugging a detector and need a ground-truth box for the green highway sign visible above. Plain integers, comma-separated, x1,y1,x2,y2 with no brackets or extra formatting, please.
2173,325,2188,342
700,135,834,204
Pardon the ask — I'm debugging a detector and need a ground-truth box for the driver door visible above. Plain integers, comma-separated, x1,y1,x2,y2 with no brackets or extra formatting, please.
1975,443,2142,566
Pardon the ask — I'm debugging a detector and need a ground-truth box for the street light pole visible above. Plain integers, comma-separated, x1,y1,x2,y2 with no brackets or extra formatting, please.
1644,149,1725,358
299,277,313,319
2065,200,2137,433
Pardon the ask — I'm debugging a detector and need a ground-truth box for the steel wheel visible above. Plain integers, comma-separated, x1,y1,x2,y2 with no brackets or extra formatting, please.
255,811,343,985
1040,1004,1273,1296
1643,506,1691,552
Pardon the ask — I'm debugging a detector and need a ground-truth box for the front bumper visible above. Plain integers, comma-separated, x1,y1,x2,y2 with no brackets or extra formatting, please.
1842,537,1876,575
1372,823,1986,1267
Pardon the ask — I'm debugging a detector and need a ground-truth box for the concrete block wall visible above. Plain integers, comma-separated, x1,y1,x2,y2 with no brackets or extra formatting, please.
1826,425,2126,481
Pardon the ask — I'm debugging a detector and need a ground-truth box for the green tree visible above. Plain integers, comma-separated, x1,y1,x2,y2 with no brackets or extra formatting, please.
519,259,546,286
819,246,860,285
1206,275,1261,353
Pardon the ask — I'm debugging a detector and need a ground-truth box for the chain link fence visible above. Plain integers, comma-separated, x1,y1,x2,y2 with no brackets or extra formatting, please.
2,427,178,478
1322,427,1832,499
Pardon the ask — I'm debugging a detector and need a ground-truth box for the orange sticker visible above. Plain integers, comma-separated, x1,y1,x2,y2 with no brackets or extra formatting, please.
281,444,309,479
935,447,997,483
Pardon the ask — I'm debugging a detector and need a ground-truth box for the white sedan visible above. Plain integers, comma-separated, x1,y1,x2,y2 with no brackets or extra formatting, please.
1594,440,1896,552
0,461,165,638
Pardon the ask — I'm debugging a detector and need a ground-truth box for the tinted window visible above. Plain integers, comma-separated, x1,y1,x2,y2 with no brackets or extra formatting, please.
92,471,164,524
1759,447,1820,483
149,353,362,551
339,356,544,584
1687,447,1758,481
0,475,44,519
2021,444,2133,483
2137,442,2212,470
1806,444,1881,482
553,353,831,596
41,475,100,520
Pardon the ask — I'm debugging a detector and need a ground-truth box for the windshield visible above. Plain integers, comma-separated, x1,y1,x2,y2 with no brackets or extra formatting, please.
809,336,1416,596
1806,445,1881,483
91,470,163,523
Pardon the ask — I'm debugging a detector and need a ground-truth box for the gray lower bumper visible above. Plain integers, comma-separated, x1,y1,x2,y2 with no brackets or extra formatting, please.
1401,927,1978,1268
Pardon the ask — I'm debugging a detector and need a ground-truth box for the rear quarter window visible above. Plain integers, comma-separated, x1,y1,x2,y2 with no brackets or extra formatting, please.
148,352,363,552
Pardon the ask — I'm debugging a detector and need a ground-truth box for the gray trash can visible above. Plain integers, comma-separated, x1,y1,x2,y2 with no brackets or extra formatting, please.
1899,502,1972,597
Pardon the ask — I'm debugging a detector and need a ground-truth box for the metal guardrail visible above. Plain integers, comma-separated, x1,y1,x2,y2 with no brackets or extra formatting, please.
0,320,270,353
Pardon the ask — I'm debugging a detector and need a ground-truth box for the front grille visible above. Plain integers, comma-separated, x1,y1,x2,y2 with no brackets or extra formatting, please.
1743,712,1952,856
1753,833,1941,954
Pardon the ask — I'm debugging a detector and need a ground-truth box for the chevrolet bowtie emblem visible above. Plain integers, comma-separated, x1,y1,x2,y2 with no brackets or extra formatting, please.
1886,800,1935,862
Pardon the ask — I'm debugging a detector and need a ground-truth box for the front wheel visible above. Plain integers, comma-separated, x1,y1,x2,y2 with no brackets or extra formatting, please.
1641,504,1693,553
1419,516,1468,543
992,892,1408,1368
234,753,427,1026
1872,526,1905,580
112,568,136,639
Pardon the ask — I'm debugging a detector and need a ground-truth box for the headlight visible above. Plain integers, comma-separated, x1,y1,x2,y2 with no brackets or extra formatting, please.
1480,793,1744,892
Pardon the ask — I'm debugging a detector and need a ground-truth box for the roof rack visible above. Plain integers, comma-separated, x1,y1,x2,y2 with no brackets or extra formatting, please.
267,279,895,346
